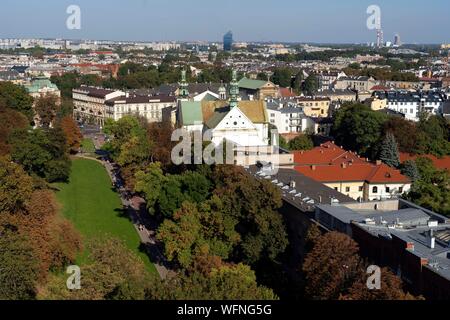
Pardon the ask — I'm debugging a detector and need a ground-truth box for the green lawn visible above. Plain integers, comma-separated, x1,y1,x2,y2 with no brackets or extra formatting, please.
81,138,96,154
54,158,156,274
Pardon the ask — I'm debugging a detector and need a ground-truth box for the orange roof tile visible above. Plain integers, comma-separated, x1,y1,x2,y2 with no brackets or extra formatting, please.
295,163,410,184
400,153,450,171
293,141,368,166
279,87,296,98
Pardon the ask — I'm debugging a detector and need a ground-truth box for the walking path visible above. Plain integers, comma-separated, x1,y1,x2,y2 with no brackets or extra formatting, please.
102,160,175,280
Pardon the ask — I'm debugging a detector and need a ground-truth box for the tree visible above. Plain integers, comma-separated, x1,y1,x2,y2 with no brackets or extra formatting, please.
157,197,241,269
40,237,151,300
0,103,29,156
146,263,278,300
157,202,203,268
417,115,450,157
271,68,293,88
302,232,362,300
0,156,34,214
34,94,60,128
213,166,288,264
379,132,400,168
59,116,82,154
400,160,421,182
383,117,421,154
288,134,314,151
293,71,304,94
332,103,387,158
9,128,71,182
340,267,417,300
404,157,450,216
134,162,167,214
0,81,34,121
0,231,38,300
303,74,318,95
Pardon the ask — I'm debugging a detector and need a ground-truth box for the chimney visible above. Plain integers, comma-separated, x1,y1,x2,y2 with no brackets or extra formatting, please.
376,160,382,165
430,230,436,249
290,180,296,189
311,165,316,171
341,163,347,169
406,242,415,251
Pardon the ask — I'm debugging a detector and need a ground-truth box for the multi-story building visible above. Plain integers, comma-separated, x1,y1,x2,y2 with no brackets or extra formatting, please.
223,31,233,52
373,91,446,121
105,94,177,122
73,86,125,125
238,77,279,100
316,199,450,299
24,76,61,100
24,76,61,127
266,100,314,134
316,71,346,91
73,86,177,125
318,89,357,103
293,142,411,201
295,96,331,118
334,76,378,92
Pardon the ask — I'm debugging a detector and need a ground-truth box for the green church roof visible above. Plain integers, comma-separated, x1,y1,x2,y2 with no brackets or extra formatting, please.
24,77,59,93
180,101,203,125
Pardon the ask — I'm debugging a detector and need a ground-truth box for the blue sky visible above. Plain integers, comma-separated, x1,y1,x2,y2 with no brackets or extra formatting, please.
0,0,448,43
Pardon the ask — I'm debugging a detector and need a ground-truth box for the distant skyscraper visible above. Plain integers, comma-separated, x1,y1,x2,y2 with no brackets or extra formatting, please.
223,31,233,51
394,33,401,46
376,29,384,48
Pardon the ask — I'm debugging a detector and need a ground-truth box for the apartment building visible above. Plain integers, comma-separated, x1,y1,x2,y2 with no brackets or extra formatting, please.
295,96,331,117
73,86,176,125
334,76,378,92
373,91,446,121
293,142,411,201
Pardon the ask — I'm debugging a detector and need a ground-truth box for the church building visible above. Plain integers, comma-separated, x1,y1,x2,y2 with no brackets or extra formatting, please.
177,71,270,148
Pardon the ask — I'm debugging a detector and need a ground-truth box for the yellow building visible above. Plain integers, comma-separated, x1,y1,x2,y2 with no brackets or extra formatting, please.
296,97,331,117
364,97,387,111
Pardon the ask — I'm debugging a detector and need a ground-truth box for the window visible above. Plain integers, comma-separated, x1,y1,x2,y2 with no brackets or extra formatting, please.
359,186,363,192
334,187,338,191
399,187,403,193
372,186,378,193
345,187,350,192
386,187,390,193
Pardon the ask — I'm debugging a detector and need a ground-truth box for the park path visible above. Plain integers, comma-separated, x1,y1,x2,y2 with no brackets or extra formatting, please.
102,159,176,280
78,134,175,280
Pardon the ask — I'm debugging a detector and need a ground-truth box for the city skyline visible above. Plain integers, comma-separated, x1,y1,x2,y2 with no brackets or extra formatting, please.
0,0,449,44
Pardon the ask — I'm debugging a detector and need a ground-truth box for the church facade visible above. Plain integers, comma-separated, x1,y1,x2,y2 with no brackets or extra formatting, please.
177,71,270,148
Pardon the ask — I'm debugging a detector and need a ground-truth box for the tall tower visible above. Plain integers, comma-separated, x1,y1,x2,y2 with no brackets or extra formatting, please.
223,31,233,52
229,70,239,108
179,69,189,99
376,29,384,48
394,33,401,47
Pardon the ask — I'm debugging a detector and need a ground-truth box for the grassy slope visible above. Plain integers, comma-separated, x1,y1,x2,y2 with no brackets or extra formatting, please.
54,158,156,273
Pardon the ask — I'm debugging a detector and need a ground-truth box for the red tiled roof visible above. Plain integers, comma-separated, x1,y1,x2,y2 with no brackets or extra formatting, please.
366,163,411,184
293,141,367,166
279,87,296,98
292,142,410,184
295,163,410,184
400,153,450,171
371,85,391,91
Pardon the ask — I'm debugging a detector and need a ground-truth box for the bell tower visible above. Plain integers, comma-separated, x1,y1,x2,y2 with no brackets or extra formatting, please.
229,70,239,108
179,69,189,99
